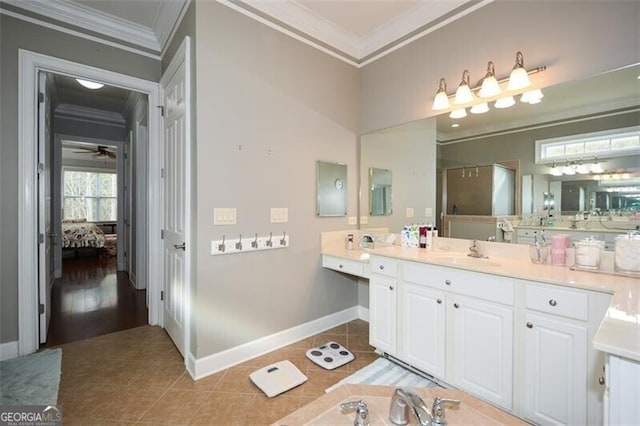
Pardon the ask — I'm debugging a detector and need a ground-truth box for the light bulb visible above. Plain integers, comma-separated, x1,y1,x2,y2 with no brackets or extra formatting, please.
495,96,515,108
470,103,489,114
550,164,563,176
576,162,589,174
590,162,604,173
563,163,575,175
449,108,467,119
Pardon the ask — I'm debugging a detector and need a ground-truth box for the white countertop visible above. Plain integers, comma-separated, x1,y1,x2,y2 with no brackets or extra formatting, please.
321,233,640,362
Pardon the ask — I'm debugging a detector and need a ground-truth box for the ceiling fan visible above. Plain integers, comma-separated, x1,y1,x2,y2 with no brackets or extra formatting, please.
72,145,117,159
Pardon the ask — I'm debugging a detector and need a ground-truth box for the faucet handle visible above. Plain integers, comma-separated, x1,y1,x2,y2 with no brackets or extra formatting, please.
341,400,370,426
431,397,461,426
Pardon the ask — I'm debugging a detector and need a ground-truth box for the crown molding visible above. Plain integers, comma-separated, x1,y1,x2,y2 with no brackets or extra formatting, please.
152,0,189,51
4,0,161,52
55,103,126,127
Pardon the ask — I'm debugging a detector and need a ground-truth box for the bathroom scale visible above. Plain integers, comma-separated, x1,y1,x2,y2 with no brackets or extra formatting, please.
305,341,354,370
249,360,308,398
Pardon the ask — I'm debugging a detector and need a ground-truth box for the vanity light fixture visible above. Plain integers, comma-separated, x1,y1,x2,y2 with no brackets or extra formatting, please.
507,51,531,91
495,96,515,108
470,103,489,114
590,158,604,173
76,78,104,89
454,70,474,104
449,108,467,119
478,61,501,98
550,163,563,176
521,89,544,104
576,160,590,174
432,78,450,110
562,161,576,175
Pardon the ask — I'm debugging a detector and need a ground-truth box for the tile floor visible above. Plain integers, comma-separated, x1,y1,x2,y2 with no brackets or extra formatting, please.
56,319,378,425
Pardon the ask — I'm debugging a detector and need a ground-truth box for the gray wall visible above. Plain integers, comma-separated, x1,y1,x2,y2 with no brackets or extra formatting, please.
0,14,160,343
360,1,640,133
193,2,360,357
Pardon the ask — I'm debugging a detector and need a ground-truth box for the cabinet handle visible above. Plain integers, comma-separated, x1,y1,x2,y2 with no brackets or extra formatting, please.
526,322,533,328
437,299,442,304
379,265,385,270
598,376,605,385
453,303,459,309
549,299,557,307
389,286,394,291
445,280,451,285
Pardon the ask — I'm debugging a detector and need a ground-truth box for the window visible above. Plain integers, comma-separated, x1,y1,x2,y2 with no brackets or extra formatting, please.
63,170,117,221
536,126,640,163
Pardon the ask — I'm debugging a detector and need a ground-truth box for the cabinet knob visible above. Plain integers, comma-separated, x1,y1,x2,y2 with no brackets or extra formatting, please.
526,322,533,328
445,280,451,285
389,286,394,291
453,303,459,309
437,299,442,304
598,376,605,385
549,299,557,307
379,265,385,270
338,264,343,268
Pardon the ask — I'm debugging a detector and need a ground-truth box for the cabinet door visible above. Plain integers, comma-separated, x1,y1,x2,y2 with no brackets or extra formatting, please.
523,312,587,426
450,295,513,410
400,282,446,378
369,275,397,355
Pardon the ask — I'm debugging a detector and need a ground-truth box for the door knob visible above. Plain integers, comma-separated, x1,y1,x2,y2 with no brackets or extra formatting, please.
173,242,186,250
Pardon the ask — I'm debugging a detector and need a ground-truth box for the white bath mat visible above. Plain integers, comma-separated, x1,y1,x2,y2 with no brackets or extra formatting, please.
325,357,440,393
250,360,307,398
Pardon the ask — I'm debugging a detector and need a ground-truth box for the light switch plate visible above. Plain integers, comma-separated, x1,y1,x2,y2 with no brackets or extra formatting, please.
270,208,288,223
348,216,357,225
406,207,414,218
360,216,368,225
425,207,433,217
214,208,237,225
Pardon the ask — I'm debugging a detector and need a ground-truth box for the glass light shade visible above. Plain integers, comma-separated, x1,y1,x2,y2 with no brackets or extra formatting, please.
470,103,489,114
576,162,589,174
495,96,515,108
508,67,531,91
432,91,450,110
563,164,575,175
76,79,104,89
521,89,544,104
550,165,563,176
449,108,467,119
479,76,501,98
590,162,604,173
454,84,473,104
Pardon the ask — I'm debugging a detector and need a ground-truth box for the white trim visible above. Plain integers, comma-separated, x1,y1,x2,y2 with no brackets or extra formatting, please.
55,104,126,127
0,8,161,61
18,49,162,356
357,306,370,323
0,341,19,361
190,306,361,380
4,0,160,52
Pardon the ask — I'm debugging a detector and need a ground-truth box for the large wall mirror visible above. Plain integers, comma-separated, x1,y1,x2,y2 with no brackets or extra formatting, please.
359,63,640,237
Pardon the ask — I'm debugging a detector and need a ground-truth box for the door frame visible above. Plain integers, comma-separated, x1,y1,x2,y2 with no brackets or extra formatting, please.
18,49,163,355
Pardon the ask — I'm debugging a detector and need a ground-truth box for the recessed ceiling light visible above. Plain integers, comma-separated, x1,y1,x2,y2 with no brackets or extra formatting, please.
451,123,460,128
76,79,104,89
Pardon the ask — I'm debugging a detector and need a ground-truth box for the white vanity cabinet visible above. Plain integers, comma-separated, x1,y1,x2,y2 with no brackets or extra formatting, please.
603,354,640,425
398,261,514,410
520,283,609,426
369,256,398,356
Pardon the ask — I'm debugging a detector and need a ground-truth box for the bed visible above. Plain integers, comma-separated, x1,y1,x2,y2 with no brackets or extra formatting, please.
62,219,107,258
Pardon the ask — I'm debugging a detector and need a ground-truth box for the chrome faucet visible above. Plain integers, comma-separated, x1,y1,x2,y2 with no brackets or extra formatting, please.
341,400,369,426
467,240,484,258
389,388,433,426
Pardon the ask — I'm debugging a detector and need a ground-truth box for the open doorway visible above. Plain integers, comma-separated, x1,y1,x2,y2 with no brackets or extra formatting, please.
41,71,150,346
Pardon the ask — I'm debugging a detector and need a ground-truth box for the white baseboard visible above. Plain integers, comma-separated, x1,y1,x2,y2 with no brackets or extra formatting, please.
357,306,369,322
191,306,365,380
0,340,19,361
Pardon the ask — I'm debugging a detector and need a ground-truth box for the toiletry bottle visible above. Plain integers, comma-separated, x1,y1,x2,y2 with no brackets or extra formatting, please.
426,223,433,247
419,225,427,248
346,234,354,250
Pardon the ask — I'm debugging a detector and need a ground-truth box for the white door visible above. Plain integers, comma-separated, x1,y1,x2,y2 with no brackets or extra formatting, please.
369,276,397,355
37,71,54,344
160,38,190,357
450,295,513,410
523,312,587,426
400,282,445,378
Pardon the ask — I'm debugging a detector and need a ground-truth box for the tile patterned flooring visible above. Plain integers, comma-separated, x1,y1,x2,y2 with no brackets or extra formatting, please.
56,319,378,425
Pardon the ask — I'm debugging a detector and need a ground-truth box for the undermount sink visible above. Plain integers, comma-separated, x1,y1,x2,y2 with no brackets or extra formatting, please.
431,255,500,268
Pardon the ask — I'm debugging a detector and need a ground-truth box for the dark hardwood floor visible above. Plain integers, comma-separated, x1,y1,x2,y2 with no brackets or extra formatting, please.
43,256,148,347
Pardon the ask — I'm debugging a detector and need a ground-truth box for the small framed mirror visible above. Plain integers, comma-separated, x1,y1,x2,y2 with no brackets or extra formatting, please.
543,192,555,210
369,167,392,216
316,161,347,216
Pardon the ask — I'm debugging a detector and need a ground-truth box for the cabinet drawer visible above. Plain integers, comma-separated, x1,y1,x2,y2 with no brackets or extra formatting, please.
525,284,588,321
322,255,365,278
370,256,398,278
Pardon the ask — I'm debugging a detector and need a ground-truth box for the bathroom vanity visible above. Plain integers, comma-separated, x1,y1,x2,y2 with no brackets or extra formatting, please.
321,233,640,425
